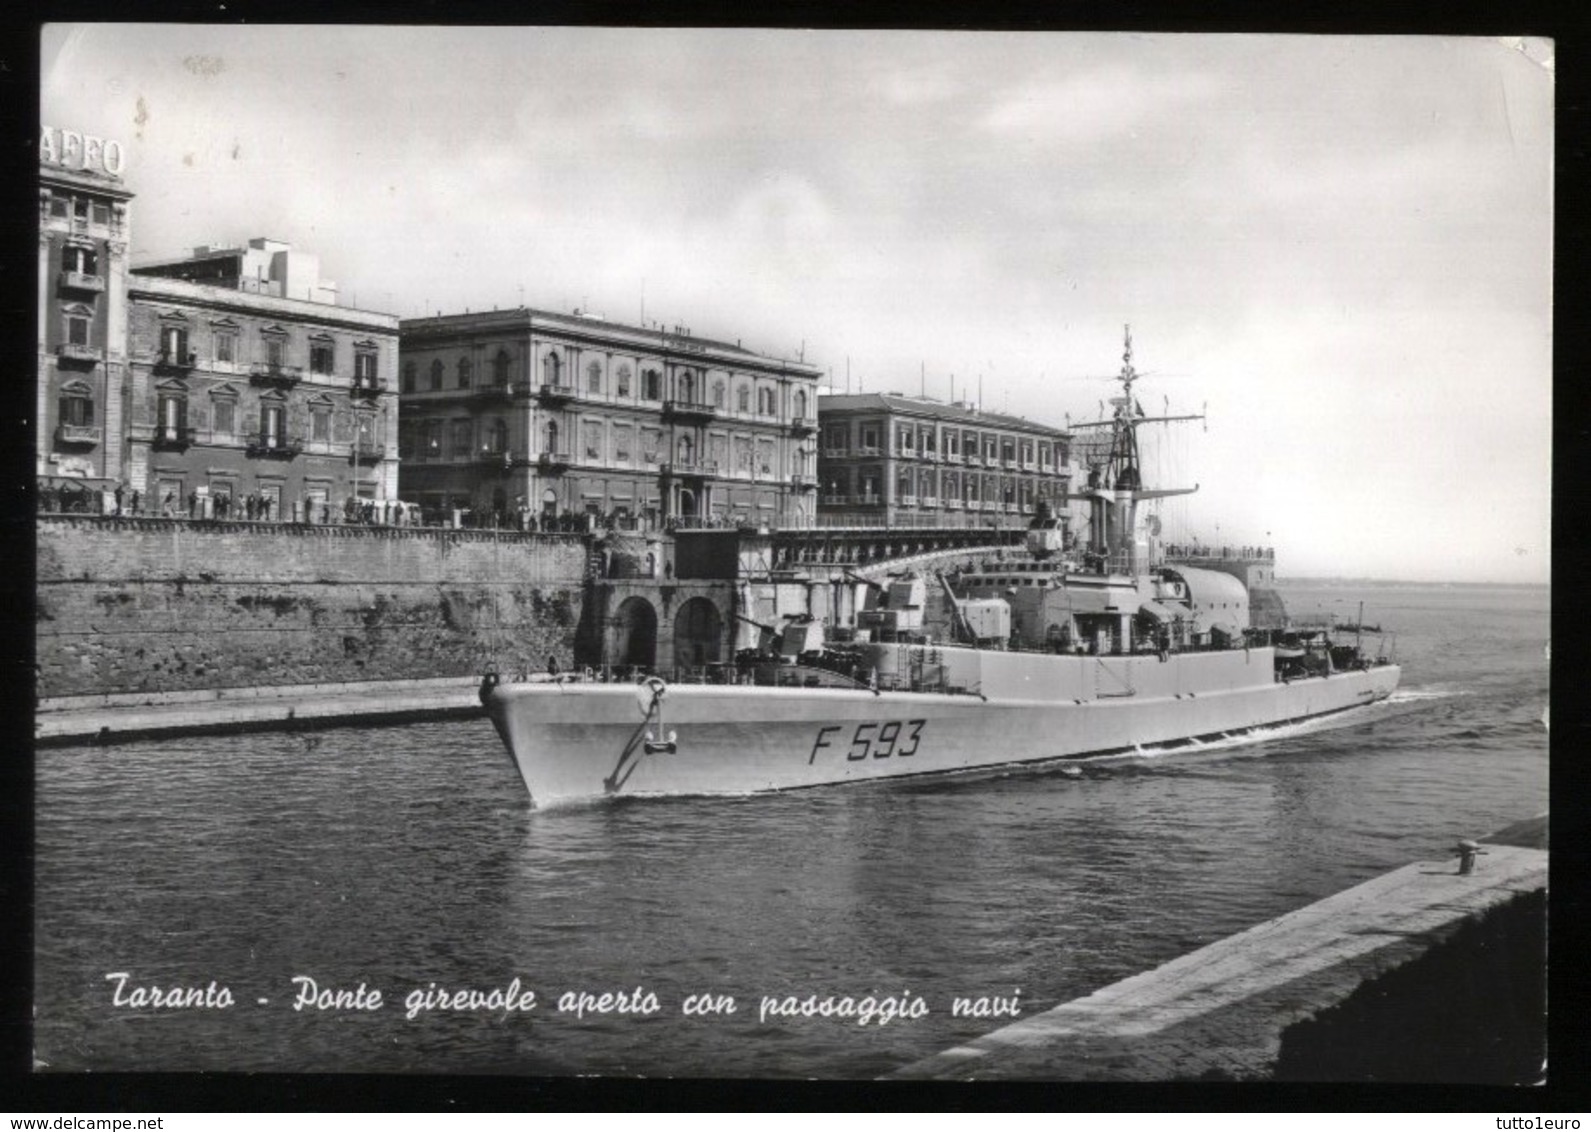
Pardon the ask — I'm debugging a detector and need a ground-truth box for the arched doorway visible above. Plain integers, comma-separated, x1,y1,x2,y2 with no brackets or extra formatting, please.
673,596,723,674
609,596,658,673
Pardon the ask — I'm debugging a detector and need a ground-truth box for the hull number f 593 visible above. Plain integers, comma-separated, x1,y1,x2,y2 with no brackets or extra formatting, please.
810,720,926,765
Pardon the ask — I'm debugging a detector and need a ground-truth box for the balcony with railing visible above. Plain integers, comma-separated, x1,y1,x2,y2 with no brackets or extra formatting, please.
536,382,576,406
54,422,102,447
788,415,816,437
818,494,850,506
245,432,302,458
856,494,882,507
154,349,198,374
470,383,514,403
58,270,105,295
152,424,197,450
662,399,718,423
249,362,303,388
857,445,883,457
350,441,387,462
352,373,388,394
55,342,103,366
944,497,963,509
537,449,572,472
899,494,918,507
790,473,815,490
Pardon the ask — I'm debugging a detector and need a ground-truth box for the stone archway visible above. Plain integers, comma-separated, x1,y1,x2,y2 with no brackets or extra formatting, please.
609,596,659,673
672,596,723,674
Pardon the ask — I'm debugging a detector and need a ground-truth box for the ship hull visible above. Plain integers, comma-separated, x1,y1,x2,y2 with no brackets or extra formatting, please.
484,648,1401,806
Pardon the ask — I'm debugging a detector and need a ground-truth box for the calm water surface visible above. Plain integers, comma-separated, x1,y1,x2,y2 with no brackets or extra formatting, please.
35,582,1549,1077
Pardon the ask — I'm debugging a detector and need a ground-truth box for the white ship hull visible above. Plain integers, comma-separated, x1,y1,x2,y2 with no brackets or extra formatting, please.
483,646,1401,807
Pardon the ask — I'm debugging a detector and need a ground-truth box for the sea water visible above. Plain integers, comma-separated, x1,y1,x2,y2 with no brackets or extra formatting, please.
33,581,1549,1078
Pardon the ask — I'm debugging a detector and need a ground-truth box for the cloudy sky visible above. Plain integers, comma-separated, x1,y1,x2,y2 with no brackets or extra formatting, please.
42,26,1552,583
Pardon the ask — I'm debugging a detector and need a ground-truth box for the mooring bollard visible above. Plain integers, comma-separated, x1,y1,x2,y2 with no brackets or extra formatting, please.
1455,838,1487,875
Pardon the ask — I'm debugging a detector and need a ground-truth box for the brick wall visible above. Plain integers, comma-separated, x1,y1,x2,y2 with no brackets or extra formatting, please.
36,517,589,697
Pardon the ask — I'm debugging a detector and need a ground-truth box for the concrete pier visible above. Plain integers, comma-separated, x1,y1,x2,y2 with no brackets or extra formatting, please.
34,675,484,746
892,823,1547,1081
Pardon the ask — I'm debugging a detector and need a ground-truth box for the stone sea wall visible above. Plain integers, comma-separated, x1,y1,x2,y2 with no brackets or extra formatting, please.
36,517,592,698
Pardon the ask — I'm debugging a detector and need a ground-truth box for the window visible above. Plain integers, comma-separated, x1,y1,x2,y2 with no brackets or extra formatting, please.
616,365,632,398
58,387,94,426
899,426,913,453
449,357,469,389
355,414,375,449
494,350,511,385
61,245,98,275
356,351,378,382
66,314,90,346
899,472,912,498
677,370,696,403
160,326,190,364
92,202,110,225
73,198,88,220
429,360,443,391
677,435,694,466
613,425,632,463
215,331,237,364
543,352,562,387
640,428,659,464
1038,443,1050,468
422,419,444,458
824,425,846,452
402,360,417,393
310,404,332,443
758,387,775,416
713,381,726,408
450,419,473,460
259,403,284,445
947,432,959,457
737,385,750,413
48,196,68,218
158,392,187,432
642,369,661,401
861,426,879,452
213,397,236,436
546,420,562,455
587,361,602,394
484,418,508,455
584,421,603,460
793,389,807,421
265,337,286,369
756,439,774,476
310,342,334,375
734,436,753,472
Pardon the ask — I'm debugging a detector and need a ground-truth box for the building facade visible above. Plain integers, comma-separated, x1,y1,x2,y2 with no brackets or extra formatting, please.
38,126,400,519
125,261,399,519
398,310,823,529
38,128,136,503
816,393,1074,530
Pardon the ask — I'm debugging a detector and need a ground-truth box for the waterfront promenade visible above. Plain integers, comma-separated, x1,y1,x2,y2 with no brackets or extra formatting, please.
35,676,484,746
892,816,1548,1081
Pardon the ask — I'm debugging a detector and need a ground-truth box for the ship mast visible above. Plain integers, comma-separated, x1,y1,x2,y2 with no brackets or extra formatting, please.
1068,325,1201,576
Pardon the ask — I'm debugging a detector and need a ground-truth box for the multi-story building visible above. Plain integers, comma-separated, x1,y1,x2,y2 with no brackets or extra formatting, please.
397,309,823,529
816,393,1073,530
38,126,136,505
125,240,399,518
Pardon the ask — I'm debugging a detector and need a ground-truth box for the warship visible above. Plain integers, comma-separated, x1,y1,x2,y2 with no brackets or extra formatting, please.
481,330,1400,806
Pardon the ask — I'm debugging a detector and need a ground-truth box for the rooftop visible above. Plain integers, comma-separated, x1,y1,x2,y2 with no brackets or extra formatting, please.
816,392,1072,436
402,307,822,376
